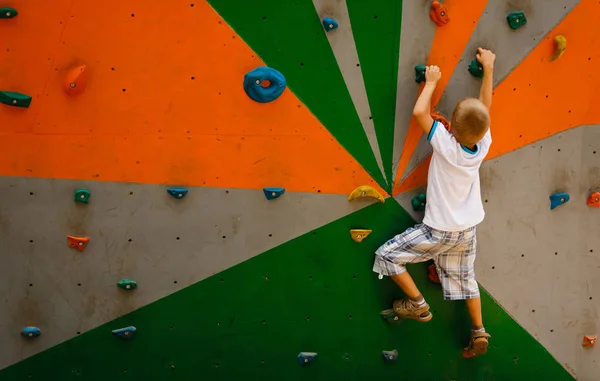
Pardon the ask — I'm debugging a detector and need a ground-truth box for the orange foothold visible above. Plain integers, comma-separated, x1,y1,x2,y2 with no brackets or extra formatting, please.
429,1,449,27
583,335,597,347
67,236,90,252
63,65,88,96
432,111,451,131
428,264,440,284
587,192,600,208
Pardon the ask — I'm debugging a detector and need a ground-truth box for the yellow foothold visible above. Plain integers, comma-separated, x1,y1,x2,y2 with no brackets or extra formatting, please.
350,229,372,243
549,35,566,62
348,185,385,203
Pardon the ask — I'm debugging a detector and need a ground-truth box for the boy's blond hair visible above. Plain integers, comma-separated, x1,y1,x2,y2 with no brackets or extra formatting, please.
450,98,490,147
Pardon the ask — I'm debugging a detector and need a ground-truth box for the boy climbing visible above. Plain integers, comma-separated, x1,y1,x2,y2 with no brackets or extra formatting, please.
373,48,496,358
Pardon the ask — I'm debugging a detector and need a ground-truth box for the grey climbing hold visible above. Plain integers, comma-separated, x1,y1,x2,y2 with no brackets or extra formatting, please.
382,349,398,362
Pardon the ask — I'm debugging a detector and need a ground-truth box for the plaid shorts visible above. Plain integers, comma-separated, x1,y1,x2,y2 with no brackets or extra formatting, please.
372,224,480,300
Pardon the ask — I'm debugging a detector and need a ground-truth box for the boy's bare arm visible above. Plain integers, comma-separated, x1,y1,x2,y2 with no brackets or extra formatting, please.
413,66,441,135
476,48,496,110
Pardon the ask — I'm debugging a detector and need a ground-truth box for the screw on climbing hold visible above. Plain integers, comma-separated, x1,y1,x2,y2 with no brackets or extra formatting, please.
583,335,597,347
382,349,398,362
243,66,286,103
117,279,137,291
414,65,426,84
167,188,188,199
0,91,32,108
468,59,484,78
348,185,385,203
21,327,41,338
74,189,91,204
549,192,570,210
380,308,401,323
63,65,88,96
263,187,285,200
297,352,317,365
587,192,600,208
67,236,90,252
429,1,449,27
432,111,451,131
411,193,427,212
112,326,136,340
0,7,17,18
549,35,566,62
322,17,338,32
350,229,372,243
506,11,527,30
428,263,441,284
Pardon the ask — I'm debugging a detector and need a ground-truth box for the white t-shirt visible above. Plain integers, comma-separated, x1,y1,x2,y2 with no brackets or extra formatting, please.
422,120,492,232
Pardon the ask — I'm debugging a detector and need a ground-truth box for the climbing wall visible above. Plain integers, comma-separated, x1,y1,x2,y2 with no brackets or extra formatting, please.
0,0,598,380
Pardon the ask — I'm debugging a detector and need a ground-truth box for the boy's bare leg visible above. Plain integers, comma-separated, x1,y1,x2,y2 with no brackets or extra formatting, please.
390,272,422,300
465,297,483,329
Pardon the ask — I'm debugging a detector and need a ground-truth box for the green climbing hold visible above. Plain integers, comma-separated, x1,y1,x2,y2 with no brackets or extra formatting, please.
468,59,484,78
411,193,426,212
117,279,137,291
74,190,91,204
506,11,527,30
0,7,17,19
414,65,426,84
0,91,32,108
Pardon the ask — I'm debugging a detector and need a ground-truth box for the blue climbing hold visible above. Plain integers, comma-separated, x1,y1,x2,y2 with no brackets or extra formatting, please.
243,66,286,103
112,326,136,340
167,188,188,199
322,17,338,31
21,327,41,338
263,187,285,200
382,349,398,362
550,192,570,210
297,352,317,365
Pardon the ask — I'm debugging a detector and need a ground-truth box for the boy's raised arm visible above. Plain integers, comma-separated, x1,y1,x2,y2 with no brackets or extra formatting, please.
412,66,441,135
476,48,496,110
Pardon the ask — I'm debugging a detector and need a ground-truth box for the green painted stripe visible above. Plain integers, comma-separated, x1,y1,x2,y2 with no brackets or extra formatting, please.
1,200,572,381
207,0,386,188
347,0,402,190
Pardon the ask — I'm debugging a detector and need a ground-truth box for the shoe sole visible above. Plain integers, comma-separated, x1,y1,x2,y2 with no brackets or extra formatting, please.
472,338,488,355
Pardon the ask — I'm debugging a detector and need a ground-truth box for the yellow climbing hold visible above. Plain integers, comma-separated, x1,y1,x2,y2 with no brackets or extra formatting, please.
350,229,372,243
549,35,566,62
348,185,385,203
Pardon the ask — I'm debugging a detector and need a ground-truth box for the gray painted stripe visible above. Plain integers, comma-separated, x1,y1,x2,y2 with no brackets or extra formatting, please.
0,177,378,369
399,0,581,182
312,0,386,184
393,185,426,223
391,1,436,178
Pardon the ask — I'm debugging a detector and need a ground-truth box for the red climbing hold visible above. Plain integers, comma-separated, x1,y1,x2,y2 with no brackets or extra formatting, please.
583,335,597,347
428,264,440,284
63,65,88,96
432,111,451,131
587,192,600,208
67,236,89,252
430,1,449,27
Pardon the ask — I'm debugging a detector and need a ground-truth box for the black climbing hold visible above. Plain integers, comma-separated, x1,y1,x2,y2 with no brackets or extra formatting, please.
112,326,136,340
414,65,426,84
117,279,137,290
382,349,398,362
167,188,188,199
468,59,484,78
322,17,338,32
411,193,426,211
263,187,285,200
0,7,17,19
74,189,91,204
21,327,41,338
380,308,402,324
550,192,570,210
297,352,317,365
0,91,32,108
506,11,527,30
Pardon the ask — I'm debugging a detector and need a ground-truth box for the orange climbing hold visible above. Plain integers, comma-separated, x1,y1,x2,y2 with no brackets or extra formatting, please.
583,335,597,347
430,1,449,27
587,192,600,207
432,111,451,131
428,264,440,284
63,65,88,96
67,236,90,252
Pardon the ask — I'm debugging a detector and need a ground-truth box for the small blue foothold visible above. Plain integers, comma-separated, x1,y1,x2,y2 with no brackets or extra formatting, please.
550,192,570,210
21,327,41,338
243,66,286,103
112,326,136,340
298,352,317,365
263,187,285,200
322,17,338,31
382,349,398,362
167,188,188,199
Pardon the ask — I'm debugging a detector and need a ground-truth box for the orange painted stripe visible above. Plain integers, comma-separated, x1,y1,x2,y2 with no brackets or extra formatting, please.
392,0,488,190
394,0,600,194
0,1,385,196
